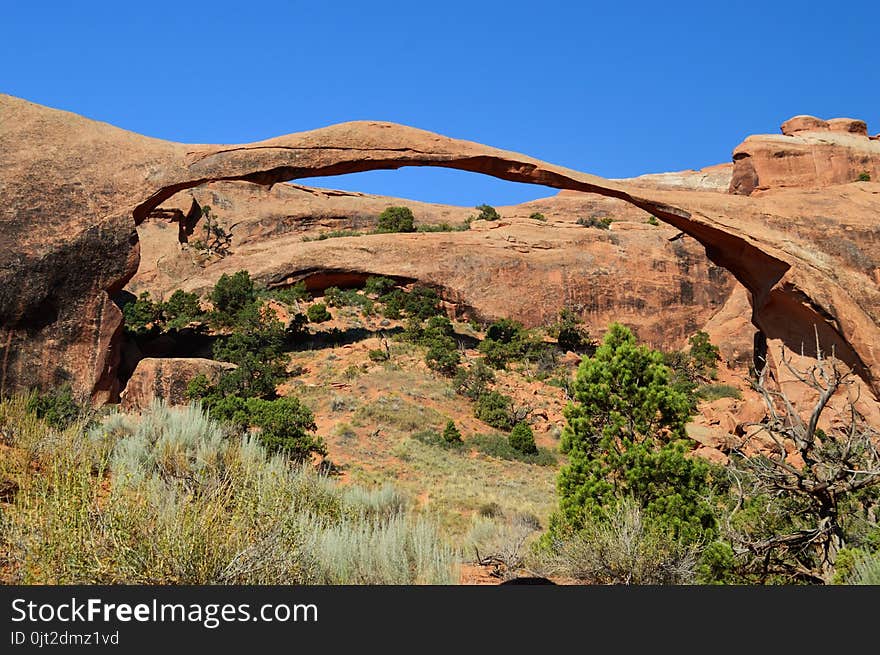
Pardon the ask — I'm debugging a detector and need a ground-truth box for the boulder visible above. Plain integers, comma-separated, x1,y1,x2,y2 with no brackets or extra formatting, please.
119,358,235,412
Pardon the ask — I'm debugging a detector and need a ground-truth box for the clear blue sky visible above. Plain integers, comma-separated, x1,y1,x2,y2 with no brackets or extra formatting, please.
2,1,877,206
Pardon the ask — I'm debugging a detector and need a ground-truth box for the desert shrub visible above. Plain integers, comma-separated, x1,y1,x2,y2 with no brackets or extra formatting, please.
403,286,442,319
442,420,463,444
453,360,495,400
302,229,364,241
688,331,720,375
415,222,469,232
122,291,164,334
376,206,416,233
551,308,594,354
24,384,84,430
191,205,232,257
509,422,538,455
379,289,404,319
470,432,556,466
646,216,660,226
368,349,390,363
577,215,612,229
695,384,742,401
211,304,287,398
538,499,698,585
306,302,332,323
364,276,397,297
479,318,547,369
1,401,456,584
529,212,547,222
857,171,871,182
472,204,501,222
846,551,880,584
210,270,257,326
424,334,460,376
334,422,357,440
162,289,204,329
264,282,310,305
474,391,516,431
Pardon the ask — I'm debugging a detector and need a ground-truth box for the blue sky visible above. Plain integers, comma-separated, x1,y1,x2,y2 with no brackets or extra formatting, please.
2,1,877,206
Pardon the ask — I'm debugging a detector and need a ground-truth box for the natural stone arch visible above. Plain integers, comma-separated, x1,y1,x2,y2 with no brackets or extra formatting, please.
1,95,878,402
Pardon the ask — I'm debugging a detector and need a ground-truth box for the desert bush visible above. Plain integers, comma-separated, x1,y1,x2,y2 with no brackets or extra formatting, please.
368,348,390,363
307,302,332,323
24,384,84,430
264,282,310,305
474,391,516,431
0,401,457,584
577,215,612,229
509,422,538,455
162,289,205,329
470,432,556,466
122,291,164,335
210,270,257,326
453,360,495,400
212,304,287,398
538,498,698,584
857,171,871,182
472,204,501,222
695,384,742,401
376,206,416,233
529,212,547,222
442,420,463,444
364,276,397,297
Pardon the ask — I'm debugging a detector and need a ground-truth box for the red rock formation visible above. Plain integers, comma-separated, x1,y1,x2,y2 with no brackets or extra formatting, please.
131,180,736,351
1,95,878,409
119,357,235,412
731,114,880,195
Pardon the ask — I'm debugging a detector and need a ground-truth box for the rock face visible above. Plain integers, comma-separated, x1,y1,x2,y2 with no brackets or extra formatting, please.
731,114,880,195
119,358,235,412
1,94,879,409
131,181,736,351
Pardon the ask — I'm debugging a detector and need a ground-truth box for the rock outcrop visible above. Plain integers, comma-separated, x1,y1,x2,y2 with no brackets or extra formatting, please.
119,357,235,412
730,114,880,195
1,94,878,409
131,180,736,351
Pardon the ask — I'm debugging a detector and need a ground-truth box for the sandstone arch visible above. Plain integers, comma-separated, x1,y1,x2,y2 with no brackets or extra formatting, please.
1,94,878,403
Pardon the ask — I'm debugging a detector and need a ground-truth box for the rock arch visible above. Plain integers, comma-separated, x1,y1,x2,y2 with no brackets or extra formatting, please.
1,95,878,402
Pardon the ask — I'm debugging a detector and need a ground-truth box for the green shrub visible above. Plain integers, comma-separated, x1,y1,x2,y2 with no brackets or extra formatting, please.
478,318,547,369
473,204,501,222
470,432,556,466
210,270,257,326
302,229,364,241
425,338,460,376
25,384,83,430
551,308,594,354
307,303,332,323
403,286,442,319
212,304,288,398
509,422,537,455
529,212,547,222
368,348,390,363
265,282,310,305
474,391,516,431
377,206,416,233
162,289,204,329
577,215,612,229
646,216,660,226
122,291,163,334
207,395,325,462
442,420,463,444
415,222,469,232
453,360,495,400
364,276,397,297
539,498,698,584
857,171,871,182
695,384,742,401
688,331,720,375
379,289,404,319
